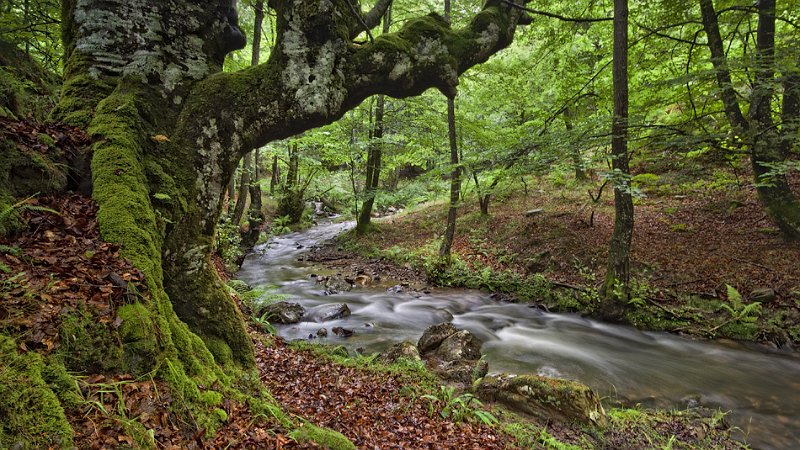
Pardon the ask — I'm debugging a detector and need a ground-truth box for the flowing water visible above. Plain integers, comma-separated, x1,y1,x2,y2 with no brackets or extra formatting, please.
238,221,800,449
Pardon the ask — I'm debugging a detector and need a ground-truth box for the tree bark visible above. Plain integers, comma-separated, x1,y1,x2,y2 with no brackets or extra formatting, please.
56,0,528,376
601,0,633,315
563,105,586,181
438,0,460,265
270,154,279,194
231,152,251,225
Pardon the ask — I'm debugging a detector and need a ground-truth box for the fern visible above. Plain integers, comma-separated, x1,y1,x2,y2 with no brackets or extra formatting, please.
720,284,762,323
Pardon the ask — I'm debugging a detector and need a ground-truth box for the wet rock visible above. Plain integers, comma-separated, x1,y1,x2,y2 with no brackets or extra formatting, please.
316,327,328,338
255,301,305,324
387,284,404,294
434,359,488,384
750,287,776,304
354,273,372,286
434,330,483,362
306,303,351,322
417,322,458,354
319,275,352,295
378,341,421,364
332,326,355,337
476,374,606,426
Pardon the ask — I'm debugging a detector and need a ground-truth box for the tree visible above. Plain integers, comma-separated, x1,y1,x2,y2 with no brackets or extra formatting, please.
600,0,633,314
356,5,392,235
699,0,800,240
438,0,460,264
51,0,529,379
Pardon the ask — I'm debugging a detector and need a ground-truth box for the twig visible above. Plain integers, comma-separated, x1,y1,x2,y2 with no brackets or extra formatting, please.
498,0,612,23
344,0,375,43
730,257,776,273
549,280,588,292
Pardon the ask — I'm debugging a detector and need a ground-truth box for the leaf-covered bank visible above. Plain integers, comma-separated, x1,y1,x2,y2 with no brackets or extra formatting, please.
325,174,800,349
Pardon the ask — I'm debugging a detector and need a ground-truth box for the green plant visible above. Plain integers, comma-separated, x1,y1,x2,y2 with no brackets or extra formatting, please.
1,194,60,236
214,216,243,269
720,285,762,324
270,215,292,235
420,386,498,425
252,313,278,334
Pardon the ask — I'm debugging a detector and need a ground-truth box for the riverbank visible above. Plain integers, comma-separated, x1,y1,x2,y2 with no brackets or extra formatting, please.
311,176,800,350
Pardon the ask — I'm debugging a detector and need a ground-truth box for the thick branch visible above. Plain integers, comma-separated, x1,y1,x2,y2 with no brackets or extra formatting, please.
363,0,393,31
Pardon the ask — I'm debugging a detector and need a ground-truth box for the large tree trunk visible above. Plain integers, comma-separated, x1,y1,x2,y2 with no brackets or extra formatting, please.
601,0,633,316
55,0,527,390
700,0,800,239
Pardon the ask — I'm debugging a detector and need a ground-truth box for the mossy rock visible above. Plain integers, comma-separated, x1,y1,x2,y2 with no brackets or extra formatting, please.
290,422,356,450
475,373,606,427
0,334,75,449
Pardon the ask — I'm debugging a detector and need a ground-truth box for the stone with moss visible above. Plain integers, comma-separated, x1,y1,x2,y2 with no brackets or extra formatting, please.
475,373,607,427
290,422,356,450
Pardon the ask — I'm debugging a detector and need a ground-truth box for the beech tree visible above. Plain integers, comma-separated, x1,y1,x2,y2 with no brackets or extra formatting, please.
51,0,530,379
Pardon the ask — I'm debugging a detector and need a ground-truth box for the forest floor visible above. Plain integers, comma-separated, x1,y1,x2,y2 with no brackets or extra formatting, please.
0,192,747,449
308,167,800,349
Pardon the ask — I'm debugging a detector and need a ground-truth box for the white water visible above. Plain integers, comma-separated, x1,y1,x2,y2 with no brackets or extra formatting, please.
238,222,800,449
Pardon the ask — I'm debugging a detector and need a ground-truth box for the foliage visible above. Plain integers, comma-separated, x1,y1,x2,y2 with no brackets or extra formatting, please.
420,386,498,425
720,285,762,325
214,216,243,270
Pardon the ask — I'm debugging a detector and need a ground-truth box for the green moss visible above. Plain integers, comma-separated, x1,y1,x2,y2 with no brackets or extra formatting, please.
117,303,160,374
58,307,124,373
89,92,163,286
0,334,74,449
290,422,356,450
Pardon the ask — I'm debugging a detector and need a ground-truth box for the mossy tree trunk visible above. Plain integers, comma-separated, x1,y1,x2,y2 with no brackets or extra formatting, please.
56,0,529,374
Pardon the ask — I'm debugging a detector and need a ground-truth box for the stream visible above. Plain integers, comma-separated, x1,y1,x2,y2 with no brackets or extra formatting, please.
237,221,800,449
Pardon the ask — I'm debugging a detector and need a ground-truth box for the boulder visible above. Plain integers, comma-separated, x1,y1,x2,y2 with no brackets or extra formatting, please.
417,322,458,354
354,274,372,286
320,275,352,295
332,326,355,337
306,303,351,322
255,302,305,324
378,341,421,364
316,327,328,338
433,358,488,384
750,287,776,304
434,330,483,362
476,374,606,426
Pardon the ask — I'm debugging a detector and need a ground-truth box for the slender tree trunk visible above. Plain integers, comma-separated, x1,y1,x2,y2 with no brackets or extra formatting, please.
356,6,392,235
226,169,236,215
270,154,279,194
231,152,251,225
601,0,634,315
564,106,586,180
286,143,298,188
438,0,460,264
240,0,266,249
698,0,749,134
473,171,490,215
